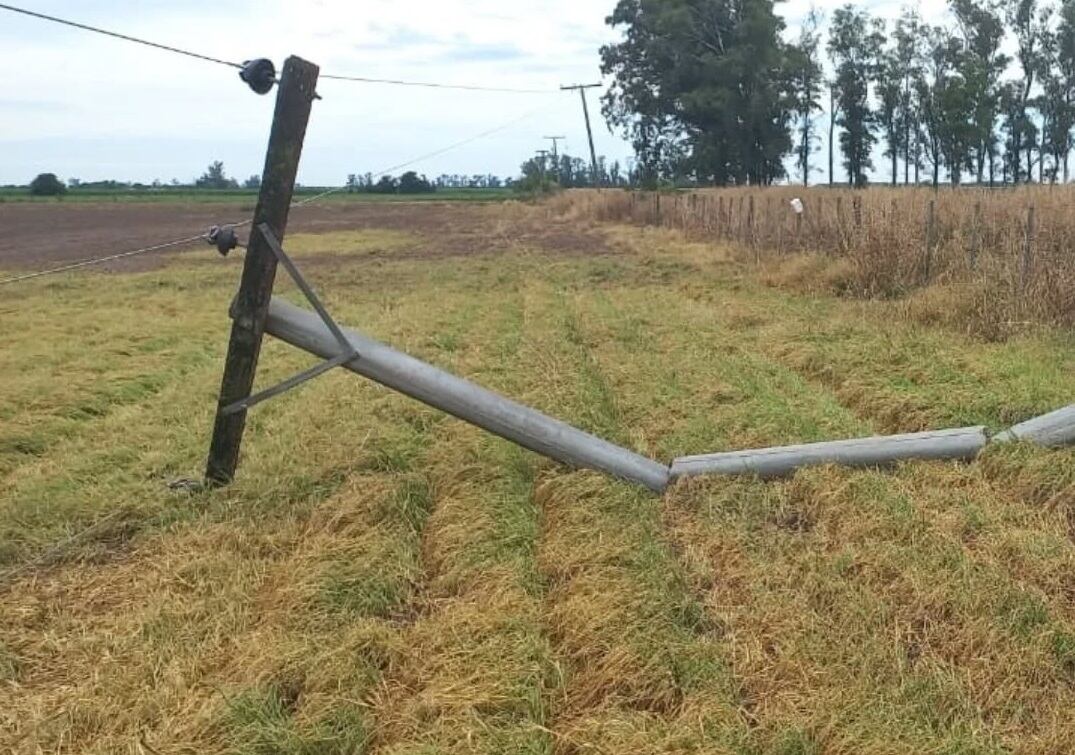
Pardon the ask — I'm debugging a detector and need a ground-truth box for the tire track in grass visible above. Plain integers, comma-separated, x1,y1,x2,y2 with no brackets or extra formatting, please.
683,274,1075,435
517,280,748,753
206,272,514,754
0,258,494,753
366,271,557,754
0,265,239,482
579,276,1075,752
565,283,872,752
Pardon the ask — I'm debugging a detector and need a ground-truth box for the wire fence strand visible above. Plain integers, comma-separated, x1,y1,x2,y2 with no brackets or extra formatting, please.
0,234,210,287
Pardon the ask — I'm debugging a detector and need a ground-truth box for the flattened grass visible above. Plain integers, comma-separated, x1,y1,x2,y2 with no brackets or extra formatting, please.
3,205,1075,754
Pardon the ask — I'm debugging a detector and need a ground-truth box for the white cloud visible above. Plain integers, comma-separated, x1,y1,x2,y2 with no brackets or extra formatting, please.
0,0,979,186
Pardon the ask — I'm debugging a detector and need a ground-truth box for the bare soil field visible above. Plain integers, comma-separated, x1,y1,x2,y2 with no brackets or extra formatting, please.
0,199,608,270
3,198,1075,754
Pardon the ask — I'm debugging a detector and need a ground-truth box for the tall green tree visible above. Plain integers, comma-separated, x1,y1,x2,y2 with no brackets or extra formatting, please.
892,10,927,184
828,5,884,187
601,0,795,185
917,26,952,188
1055,0,1075,180
950,0,1008,184
875,24,904,185
1039,4,1075,182
195,161,238,190
789,8,825,185
827,77,839,185
935,33,977,184
1003,0,1049,182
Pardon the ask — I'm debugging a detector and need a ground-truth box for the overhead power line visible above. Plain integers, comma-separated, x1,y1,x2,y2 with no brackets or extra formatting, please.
0,3,556,94
1,98,564,287
294,98,565,207
0,2,243,69
320,73,552,94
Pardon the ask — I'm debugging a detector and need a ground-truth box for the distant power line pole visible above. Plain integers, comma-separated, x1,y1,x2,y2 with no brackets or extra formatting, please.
561,83,602,187
536,149,550,182
544,135,566,161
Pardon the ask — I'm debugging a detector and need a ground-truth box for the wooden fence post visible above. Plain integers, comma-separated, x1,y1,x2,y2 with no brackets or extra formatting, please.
718,196,725,238
738,196,745,242
748,195,755,251
654,192,661,226
816,196,824,240
1021,205,1036,293
205,56,321,486
969,201,981,271
836,196,844,252
924,199,936,284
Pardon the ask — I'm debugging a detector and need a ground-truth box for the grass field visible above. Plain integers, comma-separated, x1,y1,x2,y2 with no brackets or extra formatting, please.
3,199,1075,753
581,186,1075,339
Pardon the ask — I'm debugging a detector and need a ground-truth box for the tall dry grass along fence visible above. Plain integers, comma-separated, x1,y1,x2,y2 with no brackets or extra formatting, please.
567,186,1075,339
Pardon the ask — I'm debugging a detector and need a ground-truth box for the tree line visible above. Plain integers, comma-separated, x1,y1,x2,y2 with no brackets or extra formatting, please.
517,153,632,191
345,172,512,193
20,163,519,197
601,0,1075,188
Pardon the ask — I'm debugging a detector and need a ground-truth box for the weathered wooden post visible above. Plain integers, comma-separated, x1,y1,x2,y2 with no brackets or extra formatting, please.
969,201,982,271
923,199,936,284
836,195,845,252
777,198,784,254
654,192,661,226
1021,205,1036,293
816,195,824,241
205,56,320,486
718,196,725,238
748,194,756,250
766,196,773,248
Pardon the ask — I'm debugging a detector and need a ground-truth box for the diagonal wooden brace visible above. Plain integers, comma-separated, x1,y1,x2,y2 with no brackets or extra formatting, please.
221,225,358,416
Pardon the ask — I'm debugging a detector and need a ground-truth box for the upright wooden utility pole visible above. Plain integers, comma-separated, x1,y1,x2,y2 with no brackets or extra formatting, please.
536,149,550,184
543,135,566,162
205,56,320,486
561,83,602,187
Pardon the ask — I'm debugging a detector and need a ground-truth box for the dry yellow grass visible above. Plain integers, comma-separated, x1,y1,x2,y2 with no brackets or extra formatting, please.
2,199,1075,753
572,186,1075,339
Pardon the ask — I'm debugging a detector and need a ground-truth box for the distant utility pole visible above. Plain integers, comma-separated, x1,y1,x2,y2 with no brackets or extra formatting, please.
544,135,566,161
536,149,550,183
561,83,602,187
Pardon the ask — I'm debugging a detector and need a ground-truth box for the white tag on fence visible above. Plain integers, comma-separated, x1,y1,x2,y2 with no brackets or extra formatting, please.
790,198,805,215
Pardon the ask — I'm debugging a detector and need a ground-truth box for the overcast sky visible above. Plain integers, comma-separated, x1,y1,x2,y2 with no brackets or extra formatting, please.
0,0,949,187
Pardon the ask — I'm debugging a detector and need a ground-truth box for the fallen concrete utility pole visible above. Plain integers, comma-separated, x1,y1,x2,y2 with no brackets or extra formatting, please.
991,405,1075,448
263,298,672,493
670,427,989,481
